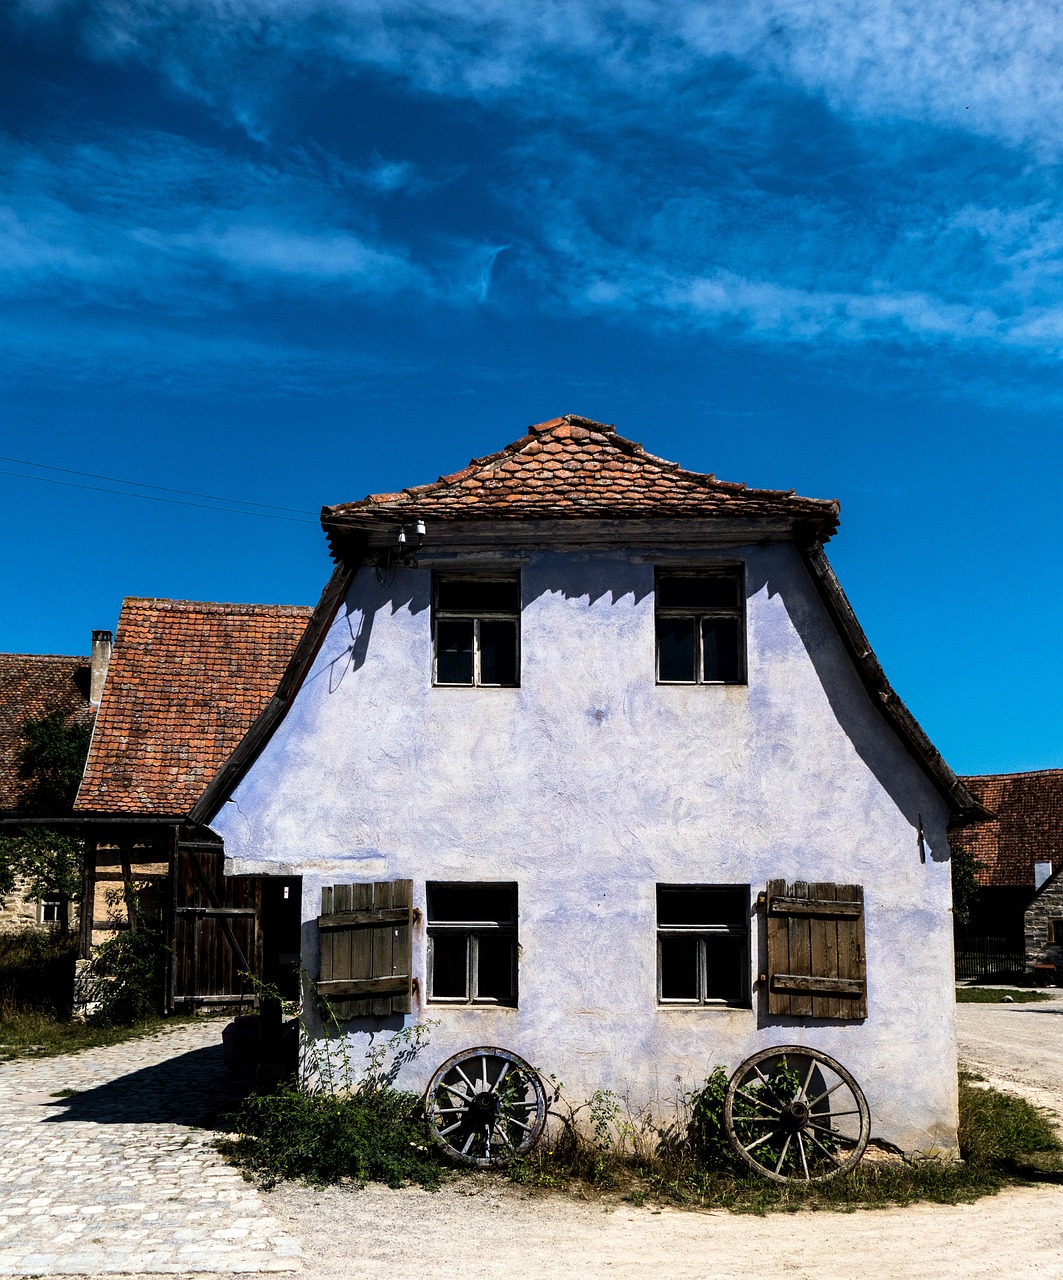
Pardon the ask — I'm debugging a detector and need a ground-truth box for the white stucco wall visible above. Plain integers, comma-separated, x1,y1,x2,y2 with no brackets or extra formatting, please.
215,541,958,1153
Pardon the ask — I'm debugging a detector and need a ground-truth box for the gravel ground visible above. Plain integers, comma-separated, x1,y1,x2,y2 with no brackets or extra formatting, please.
14,997,1063,1279
249,995,1063,1280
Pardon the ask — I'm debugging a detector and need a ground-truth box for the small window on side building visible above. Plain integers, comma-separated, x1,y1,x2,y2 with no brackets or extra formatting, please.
427,882,518,1005
655,569,745,684
657,885,749,1006
434,576,520,687
1048,919,1063,946
39,896,62,925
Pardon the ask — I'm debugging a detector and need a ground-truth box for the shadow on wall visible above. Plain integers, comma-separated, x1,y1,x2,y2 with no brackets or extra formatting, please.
750,555,947,864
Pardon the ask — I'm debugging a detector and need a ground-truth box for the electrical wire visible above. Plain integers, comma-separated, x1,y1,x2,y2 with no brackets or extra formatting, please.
0,467,319,523
0,453,315,514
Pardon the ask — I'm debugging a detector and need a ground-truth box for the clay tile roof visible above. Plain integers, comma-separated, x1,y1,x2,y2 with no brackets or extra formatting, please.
0,654,93,812
951,770,1063,887
323,414,840,538
75,598,312,816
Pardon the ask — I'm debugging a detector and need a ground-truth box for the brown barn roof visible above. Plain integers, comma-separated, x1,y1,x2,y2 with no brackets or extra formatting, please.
952,770,1063,887
0,654,92,813
76,598,312,816
323,414,840,539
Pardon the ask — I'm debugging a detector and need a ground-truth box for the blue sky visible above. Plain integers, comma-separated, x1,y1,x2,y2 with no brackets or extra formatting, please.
2,0,1062,774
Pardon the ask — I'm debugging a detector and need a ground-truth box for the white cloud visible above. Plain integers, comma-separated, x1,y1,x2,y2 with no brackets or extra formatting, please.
16,0,1063,153
0,132,492,307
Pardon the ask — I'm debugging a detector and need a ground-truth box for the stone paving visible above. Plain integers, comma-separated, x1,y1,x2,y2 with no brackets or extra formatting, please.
0,1021,302,1275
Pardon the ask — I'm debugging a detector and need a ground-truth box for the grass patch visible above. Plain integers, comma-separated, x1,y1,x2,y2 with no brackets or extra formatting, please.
0,1007,200,1061
506,1072,1063,1213
956,987,1054,1003
216,1042,1063,1212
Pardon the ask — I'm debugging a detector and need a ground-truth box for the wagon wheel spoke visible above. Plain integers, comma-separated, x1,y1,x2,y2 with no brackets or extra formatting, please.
806,1078,848,1108
805,1129,845,1164
796,1133,810,1180
425,1047,548,1169
742,1129,784,1154
724,1046,870,1185
734,1087,783,1114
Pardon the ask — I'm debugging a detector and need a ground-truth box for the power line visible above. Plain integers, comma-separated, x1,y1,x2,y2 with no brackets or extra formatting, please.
0,468,319,524
0,453,317,516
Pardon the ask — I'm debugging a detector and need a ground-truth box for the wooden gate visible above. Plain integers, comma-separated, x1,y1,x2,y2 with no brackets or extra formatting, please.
169,840,261,1010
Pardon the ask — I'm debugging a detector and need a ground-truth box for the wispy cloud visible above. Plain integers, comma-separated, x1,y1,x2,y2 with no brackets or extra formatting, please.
8,0,1063,393
0,131,492,309
16,0,1063,152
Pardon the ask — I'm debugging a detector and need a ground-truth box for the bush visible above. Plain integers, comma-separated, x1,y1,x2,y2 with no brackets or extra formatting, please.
0,928,77,1016
220,1082,441,1190
84,922,166,1026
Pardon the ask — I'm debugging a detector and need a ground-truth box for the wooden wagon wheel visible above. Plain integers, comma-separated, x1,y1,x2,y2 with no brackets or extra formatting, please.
724,1045,870,1183
425,1046,548,1168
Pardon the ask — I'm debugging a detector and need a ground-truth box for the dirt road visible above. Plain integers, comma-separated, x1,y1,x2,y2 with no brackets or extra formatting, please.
261,994,1063,1280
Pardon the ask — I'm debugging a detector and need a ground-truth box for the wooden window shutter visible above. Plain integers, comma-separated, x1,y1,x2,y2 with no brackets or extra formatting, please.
765,880,866,1020
316,880,414,1018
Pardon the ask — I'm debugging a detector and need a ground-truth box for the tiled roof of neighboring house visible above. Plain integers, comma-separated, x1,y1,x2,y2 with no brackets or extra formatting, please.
0,654,93,812
76,599,313,816
323,414,840,539
952,770,1063,887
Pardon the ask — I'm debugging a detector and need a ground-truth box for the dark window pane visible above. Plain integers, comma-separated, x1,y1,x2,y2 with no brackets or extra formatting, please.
428,883,517,924
702,617,741,682
657,574,739,610
430,933,469,998
436,618,474,684
437,578,520,612
475,933,515,1001
657,886,747,926
704,935,745,1002
658,617,697,681
660,936,700,999
479,620,518,685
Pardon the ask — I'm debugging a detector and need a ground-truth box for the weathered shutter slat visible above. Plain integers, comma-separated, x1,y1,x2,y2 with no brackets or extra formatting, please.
765,879,866,1020
808,881,835,1018
316,880,414,1019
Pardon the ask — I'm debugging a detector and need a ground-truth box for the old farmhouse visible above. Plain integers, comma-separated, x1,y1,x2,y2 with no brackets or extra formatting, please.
181,413,979,1158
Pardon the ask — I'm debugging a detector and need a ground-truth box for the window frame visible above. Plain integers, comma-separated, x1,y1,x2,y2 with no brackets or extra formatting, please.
38,896,62,925
656,883,751,1008
432,573,521,688
654,566,746,686
426,881,519,1006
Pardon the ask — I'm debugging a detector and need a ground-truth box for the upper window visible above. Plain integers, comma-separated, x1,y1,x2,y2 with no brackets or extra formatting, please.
427,882,518,1005
655,569,744,684
434,575,520,687
657,885,749,1006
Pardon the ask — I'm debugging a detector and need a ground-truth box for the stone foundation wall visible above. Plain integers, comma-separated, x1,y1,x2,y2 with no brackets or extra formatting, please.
1025,872,1063,971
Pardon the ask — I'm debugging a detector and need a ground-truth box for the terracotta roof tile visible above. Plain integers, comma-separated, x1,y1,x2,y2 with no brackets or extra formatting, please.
952,770,1063,887
75,598,312,816
323,414,839,536
0,654,93,812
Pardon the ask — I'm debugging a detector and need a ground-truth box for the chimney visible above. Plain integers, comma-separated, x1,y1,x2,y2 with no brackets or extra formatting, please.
90,630,112,707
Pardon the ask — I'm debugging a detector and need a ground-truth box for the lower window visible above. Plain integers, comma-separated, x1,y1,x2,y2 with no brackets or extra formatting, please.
427,882,517,1005
39,896,62,924
657,884,749,1006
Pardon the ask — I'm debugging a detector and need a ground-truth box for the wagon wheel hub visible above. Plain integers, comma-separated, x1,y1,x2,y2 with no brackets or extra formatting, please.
472,1090,499,1120
783,1100,810,1128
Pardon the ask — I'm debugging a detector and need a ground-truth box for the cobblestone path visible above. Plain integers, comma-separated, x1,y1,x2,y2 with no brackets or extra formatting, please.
0,1020,302,1276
